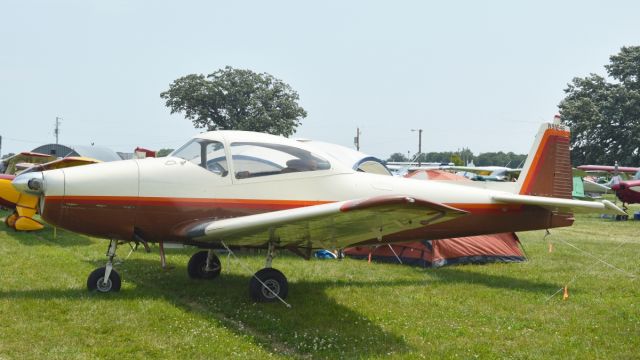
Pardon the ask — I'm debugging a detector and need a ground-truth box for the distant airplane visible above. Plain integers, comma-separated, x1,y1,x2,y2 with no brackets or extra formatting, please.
571,168,610,200
385,162,453,177
1,152,55,175
577,164,640,208
447,165,521,182
12,120,624,302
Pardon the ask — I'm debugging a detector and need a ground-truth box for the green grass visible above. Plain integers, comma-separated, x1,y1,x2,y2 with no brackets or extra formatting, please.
0,206,638,359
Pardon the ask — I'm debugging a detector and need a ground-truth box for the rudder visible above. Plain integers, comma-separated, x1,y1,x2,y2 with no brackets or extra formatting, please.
516,115,572,199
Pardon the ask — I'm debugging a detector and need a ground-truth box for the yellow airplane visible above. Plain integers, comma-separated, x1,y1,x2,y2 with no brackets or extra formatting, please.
1,152,55,175
1,156,99,231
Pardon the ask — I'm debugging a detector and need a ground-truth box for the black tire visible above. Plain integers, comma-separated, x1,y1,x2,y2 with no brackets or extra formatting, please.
249,268,288,302
87,267,121,293
187,251,221,279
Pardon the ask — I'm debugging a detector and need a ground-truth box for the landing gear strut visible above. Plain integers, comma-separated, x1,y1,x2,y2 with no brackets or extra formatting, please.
249,241,289,303
187,250,221,279
87,239,121,293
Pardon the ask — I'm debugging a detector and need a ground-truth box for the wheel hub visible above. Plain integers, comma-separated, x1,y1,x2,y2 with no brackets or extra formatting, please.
261,279,280,299
96,277,112,292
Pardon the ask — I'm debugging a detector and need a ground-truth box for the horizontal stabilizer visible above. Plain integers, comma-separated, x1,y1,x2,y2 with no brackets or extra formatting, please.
186,195,468,249
492,193,626,216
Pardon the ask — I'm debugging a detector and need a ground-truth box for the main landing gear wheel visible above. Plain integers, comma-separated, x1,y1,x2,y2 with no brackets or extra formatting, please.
249,268,288,303
187,250,221,279
87,267,121,293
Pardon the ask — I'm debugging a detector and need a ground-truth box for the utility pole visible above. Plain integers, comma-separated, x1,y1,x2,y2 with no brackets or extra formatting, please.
0,135,2,159
353,127,361,151
54,116,62,144
411,128,423,166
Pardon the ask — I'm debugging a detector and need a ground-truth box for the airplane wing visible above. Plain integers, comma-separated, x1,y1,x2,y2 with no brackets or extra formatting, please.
492,193,626,216
29,157,100,172
577,165,640,174
448,166,493,175
447,166,522,176
185,195,468,249
583,179,610,194
3,152,56,174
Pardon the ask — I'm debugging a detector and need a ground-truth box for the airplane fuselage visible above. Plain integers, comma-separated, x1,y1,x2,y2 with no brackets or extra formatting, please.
611,179,640,205
37,157,572,248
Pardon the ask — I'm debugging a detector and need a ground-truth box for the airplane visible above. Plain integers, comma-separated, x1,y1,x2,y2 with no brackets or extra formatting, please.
385,162,453,177
1,157,99,230
577,164,640,207
448,165,521,182
388,163,522,182
1,152,55,175
12,120,625,302
571,168,610,200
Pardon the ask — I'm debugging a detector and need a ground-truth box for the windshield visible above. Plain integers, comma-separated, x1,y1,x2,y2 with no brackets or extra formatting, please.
171,139,228,176
230,142,331,179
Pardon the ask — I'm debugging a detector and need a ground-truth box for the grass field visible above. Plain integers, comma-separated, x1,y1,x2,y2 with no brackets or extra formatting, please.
0,206,638,359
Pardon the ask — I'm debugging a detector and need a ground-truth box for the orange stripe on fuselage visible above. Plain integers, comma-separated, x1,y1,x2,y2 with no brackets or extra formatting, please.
45,196,523,214
519,128,569,195
45,195,332,210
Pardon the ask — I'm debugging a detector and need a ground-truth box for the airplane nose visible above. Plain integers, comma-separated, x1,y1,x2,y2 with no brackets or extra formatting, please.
12,172,45,195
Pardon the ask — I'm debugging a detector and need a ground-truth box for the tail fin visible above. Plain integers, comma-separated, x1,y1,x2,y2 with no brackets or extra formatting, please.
515,116,572,199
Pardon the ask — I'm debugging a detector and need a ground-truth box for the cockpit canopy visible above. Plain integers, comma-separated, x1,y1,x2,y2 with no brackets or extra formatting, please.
171,135,331,179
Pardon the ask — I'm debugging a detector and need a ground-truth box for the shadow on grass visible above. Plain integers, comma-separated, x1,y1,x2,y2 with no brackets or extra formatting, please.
0,240,560,358
426,267,559,293
0,257,412,358
1,222,93,247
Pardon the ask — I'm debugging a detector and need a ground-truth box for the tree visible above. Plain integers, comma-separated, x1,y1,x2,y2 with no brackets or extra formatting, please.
156,148,174,157
386,149,527,167
1,152,15,160
387,152,409,162
559,46,640,166
160,66,307,137
450,153,463,166
475,152,527,167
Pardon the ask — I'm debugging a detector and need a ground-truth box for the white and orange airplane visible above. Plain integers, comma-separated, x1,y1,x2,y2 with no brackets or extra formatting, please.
12,119,625,302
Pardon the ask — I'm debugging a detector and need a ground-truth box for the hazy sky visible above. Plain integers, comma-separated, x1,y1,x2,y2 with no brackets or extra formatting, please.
1,0,639,159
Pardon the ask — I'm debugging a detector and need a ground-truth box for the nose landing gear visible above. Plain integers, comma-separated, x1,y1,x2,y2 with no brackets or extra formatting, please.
87,239,121,293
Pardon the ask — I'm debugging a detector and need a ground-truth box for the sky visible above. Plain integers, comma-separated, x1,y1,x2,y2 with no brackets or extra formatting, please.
1,0,639,160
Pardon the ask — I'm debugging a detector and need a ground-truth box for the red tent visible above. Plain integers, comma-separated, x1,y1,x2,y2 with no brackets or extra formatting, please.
344,233,524,267
344,169,525,267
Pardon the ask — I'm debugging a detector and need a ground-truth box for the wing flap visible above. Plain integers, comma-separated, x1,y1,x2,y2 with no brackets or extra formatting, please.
492,193,626,216
187,195,468,249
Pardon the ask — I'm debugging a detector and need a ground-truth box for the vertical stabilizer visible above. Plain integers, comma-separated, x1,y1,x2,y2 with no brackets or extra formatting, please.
516,116,572,198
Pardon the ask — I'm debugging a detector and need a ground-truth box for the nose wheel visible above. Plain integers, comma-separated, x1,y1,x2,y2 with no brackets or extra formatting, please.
87,267,121,292
88,239,121,293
